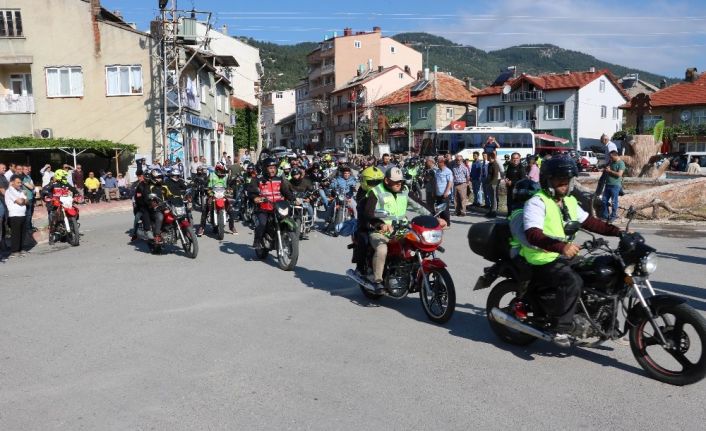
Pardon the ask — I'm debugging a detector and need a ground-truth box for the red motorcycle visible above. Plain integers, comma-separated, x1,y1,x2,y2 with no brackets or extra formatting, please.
346,214,456,323
136,196,198,258
209,186,230,240
49,194,80,246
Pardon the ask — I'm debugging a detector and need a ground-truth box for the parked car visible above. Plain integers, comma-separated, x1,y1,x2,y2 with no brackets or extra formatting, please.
578,150,598,166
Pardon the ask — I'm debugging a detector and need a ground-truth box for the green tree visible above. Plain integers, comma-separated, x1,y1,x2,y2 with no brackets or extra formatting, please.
230,108,258,151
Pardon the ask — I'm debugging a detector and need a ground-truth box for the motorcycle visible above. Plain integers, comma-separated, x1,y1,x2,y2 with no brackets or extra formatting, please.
326,188,355,237
403,165,423,201
136,195,198,258
255,199,300,271
209,186,230,240
346,203,456,324
49,194,80,246
291,192,315,240
469,207,706,386
232,177,255,228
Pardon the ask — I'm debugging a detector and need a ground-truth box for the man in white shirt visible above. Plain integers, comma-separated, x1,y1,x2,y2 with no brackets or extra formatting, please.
600,134,618,162
4,175,27,258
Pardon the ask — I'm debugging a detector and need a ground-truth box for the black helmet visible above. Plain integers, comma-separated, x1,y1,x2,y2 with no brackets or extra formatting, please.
290,167,303,177
149,169,163,184
539,156,578,197
511,179,541,212
262,157,277,168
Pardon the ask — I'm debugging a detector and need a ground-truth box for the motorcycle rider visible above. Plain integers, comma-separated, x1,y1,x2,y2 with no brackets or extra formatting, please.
40,169,78,243
198,163,229,236
287,167,315,236
144,169,173,244
352,166,384,275
307,162,328,211
521,156,621,343
362,167,438,292
247,157,294,254
327,166,358,222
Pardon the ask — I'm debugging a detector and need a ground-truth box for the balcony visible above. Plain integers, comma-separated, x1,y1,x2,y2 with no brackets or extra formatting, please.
0,95,35,113
332,103,352,114
321,63,335,74
334,123,354,132
501,90,544,103
309,83,335,99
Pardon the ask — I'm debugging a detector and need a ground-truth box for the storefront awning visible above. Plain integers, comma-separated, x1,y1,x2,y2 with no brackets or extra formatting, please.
535,133,569,144
389,130,408,137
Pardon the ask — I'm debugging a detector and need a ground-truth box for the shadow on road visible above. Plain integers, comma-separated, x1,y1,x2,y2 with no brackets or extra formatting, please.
658,251,706,266
219,240,280,269
652,281,706,312
449,302,646,379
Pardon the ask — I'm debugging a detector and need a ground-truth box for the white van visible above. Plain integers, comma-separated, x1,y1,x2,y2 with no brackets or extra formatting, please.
683,152,706,174
578,151,598,166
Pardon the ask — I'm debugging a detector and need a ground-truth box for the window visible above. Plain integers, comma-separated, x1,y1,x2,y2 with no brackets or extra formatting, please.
390,46,396,54
0,10,22,37
445,107,454,120
418,106,428,119
487,106,504,122
599,79,606,93
694,110,706,125
398,73,404,79
612,107,619,120
546,103,565,120
46,67,83,97
106,65,143,96
275,92,283,99
9,73,32,96
337,95,342,107
337,115,342,125
354,40,361,48
600,105,607,118
348,113,353,124
643,115,662,130
199,73,208,103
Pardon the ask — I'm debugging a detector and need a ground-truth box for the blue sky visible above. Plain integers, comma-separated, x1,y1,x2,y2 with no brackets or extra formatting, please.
102,0,706,78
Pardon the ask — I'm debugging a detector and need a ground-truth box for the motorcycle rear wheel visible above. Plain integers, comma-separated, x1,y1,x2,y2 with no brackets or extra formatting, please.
181,226,198,259
420,268,456,324
277,230,299,271
68,218,80,247
629,303,706,386
486,280,537,346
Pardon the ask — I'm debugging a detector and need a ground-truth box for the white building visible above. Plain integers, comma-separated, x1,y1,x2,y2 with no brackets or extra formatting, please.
194,23,261,107
475,69,629,149
261,90,296,148
294,79,315,150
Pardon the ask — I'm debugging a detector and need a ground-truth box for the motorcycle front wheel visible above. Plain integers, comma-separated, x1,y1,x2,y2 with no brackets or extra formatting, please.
486,280,537,346
181,226,198,259
420,268,456,324
216,209,225,240
68,218,80,247
277,229,299,271
629,303,706,386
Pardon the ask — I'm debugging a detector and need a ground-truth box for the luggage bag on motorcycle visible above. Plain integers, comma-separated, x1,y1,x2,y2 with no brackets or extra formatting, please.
467,220,511,262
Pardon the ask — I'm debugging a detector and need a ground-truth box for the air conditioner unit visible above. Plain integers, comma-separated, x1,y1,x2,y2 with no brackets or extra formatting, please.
34,128,53,139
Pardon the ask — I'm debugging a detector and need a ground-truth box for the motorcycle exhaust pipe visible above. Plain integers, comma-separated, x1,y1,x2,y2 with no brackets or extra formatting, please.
490,307,554,343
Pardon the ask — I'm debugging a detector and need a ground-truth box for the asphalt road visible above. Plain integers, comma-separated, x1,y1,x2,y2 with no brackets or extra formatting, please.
1,209,705,430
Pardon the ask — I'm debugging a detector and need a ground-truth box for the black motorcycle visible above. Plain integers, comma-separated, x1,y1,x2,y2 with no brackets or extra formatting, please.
255,199,300,271
469,207,706,386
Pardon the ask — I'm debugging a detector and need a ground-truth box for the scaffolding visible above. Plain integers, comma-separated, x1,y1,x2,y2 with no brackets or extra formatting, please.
150,0,212,166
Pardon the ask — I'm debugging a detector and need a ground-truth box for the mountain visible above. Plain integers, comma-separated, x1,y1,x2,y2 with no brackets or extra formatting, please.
239,33,672,92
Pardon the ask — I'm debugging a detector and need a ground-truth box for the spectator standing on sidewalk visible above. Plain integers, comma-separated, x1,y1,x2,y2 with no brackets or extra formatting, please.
527,156,540,183
40,164,54,187
434,158,453,226
103,172,119,201
484,152,501,218
451,154,470,216
72,165,84,200
21,165,36,232
469,151,483,206
3,163,14,182
422,157,436,212
503,152,526,212
0,163,8,249
190,156,201,178
602,150,625,222
4,175,27,259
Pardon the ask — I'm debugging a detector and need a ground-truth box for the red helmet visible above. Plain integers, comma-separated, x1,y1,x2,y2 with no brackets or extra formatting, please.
215,163,227,177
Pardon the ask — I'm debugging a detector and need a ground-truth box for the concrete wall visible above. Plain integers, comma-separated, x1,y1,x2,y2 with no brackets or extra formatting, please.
379,38,422,79
0,0,157,155
333,32,381,88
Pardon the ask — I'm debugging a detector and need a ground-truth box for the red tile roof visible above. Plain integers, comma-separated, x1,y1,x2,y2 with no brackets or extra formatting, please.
633,73,706,108
476,69,628,100
231,96,255,110
374,73,477,107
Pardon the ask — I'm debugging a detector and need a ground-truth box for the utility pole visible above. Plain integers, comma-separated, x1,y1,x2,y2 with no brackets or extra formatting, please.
353,88,357,155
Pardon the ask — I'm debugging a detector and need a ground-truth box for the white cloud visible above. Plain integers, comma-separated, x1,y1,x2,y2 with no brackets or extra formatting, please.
426,0,706,78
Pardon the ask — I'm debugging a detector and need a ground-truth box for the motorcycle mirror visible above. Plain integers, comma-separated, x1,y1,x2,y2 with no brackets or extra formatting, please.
434,202,448,215
564,220,581,238
374,210,389,218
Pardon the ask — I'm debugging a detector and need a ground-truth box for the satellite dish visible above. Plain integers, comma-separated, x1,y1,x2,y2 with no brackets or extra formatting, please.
502,84,512,95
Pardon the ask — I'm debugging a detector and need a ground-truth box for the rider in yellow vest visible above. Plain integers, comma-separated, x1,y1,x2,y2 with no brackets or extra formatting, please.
361,167,440,292
521,157,620,343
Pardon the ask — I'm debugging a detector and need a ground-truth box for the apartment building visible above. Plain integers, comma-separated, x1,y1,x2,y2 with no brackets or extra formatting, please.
0,0,156,154
329,65,415,149
302,26,422,149
261,89,295,148
476,68,629,149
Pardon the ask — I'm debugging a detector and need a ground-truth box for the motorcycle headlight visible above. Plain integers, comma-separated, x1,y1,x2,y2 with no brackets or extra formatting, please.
421,229,443,245
173,206,186,216
277,206,290,217
641,252,658,275
214,191,225,199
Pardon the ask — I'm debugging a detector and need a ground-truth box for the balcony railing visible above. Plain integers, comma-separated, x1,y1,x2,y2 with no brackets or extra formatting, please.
0,95,35,113
334,123,354,132
322,63,334,74
501,90,544,103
